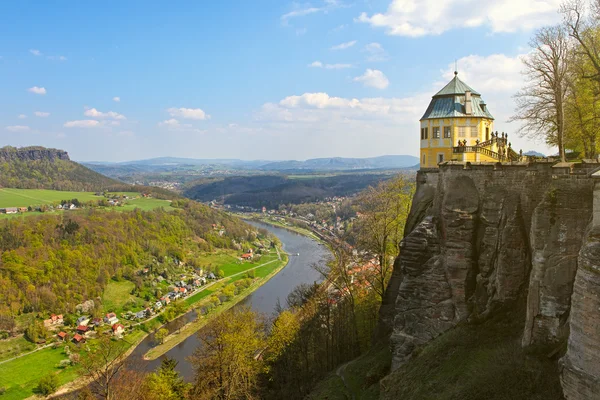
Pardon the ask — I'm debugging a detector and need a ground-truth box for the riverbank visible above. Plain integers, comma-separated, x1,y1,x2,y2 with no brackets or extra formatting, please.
143,251,288,360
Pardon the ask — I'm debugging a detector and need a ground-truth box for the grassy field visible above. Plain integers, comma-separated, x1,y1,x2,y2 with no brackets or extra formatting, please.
0,345,80,400
0,188,173,219
0,336,36,363
196,251,278,277
0,188,101,208
101,280,140,315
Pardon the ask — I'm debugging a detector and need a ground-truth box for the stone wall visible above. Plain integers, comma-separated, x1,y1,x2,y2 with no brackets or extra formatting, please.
384,161,599,399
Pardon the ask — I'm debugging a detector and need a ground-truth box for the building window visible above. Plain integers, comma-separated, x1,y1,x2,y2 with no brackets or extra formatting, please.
420,127,429,140
471,126,478,138
422,154,426,165
438,154,444,164
443,126,451,138
458,126,466,138
486,127,490,141
433,127,440,139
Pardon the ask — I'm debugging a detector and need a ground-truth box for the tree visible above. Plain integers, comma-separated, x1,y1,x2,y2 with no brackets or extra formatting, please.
351,175,414,299
155,328,169,344
80,336,129,400
510,25,570,161
189,306,265,399
37,373,59,396
565,54,600,158
142,358,190,400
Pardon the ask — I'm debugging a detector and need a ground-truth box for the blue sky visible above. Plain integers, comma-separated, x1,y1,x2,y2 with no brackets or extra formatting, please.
0,0,562,161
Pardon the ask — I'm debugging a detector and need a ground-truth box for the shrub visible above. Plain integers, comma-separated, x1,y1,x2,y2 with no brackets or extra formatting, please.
37,374,59,395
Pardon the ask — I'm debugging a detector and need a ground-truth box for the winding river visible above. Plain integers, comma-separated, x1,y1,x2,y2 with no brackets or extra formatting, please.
127,221,330,380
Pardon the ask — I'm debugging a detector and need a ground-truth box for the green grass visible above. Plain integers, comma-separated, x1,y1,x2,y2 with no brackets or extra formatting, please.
0,336,36,363
0,188,101,208
101,280,139,314
0,188,172,212
196,250,278,277
118,198,174,212
0,345,80,400
184,288,215,306
307,343,390,400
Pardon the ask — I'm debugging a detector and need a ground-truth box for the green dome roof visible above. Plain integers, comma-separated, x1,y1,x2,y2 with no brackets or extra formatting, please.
420,72,493,120
434,72,480,97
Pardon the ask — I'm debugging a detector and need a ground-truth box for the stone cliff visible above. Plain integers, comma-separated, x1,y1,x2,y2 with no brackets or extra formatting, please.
381,161,600,400
0,146,70,162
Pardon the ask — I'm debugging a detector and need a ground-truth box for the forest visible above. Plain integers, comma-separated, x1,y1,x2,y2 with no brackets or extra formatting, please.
184,173,396,208
512,1,600,160
0,199,257,324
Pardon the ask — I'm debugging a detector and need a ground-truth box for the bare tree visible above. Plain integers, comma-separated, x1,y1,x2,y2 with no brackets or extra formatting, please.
80,336,132,400
562,0,600,81
510,25,571,161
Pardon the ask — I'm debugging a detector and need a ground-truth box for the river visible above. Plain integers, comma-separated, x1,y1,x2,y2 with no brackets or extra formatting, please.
127,221,330,380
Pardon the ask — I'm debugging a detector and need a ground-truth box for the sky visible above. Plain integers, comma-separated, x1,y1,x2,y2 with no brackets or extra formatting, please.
0,0,564,162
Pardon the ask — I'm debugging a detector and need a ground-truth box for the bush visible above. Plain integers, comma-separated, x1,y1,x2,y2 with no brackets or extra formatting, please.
37,374,59,395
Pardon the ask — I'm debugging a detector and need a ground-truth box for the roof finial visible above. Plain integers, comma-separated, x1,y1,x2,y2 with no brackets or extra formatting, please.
454,59,458,76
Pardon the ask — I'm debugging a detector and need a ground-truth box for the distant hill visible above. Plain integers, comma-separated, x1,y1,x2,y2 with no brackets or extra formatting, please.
83,155,420,175
0,146,175,197
524,151,546,158
183,173,399,208
258,155,420,171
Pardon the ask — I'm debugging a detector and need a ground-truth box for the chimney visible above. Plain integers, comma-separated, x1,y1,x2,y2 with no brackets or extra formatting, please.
465,91,472,115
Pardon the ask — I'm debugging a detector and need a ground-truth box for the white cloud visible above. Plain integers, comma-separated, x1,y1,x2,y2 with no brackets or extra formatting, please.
364,42,388,62
353,69,390,89
28,86,46,95
64,120,100,128
47,55,67,61
17,114,26,119
118,130,135,137
113,96,121,102
29,49,42,56
159,119,184,127
309,61,353,69
84,108,126,120
281,0,346,25
167,107,211,120
34,111,50,117
331,40,357,50
331,24,347,32
439,54,525,94
6,125,30,132
356,0,562,37
296,28,308,36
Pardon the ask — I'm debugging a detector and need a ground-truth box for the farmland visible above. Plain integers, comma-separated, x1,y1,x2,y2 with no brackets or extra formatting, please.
0,188,173,218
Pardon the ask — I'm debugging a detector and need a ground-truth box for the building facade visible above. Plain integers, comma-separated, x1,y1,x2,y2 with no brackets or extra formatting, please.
420,72,516,168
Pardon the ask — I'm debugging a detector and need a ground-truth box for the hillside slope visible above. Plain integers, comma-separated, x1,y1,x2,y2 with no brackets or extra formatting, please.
0,146,120,191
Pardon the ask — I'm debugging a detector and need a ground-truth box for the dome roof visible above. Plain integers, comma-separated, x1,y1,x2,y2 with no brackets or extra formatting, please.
420,72,494,120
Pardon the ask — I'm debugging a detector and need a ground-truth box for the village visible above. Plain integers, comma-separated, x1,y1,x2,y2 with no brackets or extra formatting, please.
24,230,275,350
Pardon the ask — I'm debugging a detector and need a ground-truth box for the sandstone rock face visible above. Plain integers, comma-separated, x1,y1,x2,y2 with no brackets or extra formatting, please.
0,146,70,162
523,182,593,347
386,163,596,382
560,225,600,399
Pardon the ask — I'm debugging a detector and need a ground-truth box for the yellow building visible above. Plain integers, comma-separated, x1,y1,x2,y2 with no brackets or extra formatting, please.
420,72,516,168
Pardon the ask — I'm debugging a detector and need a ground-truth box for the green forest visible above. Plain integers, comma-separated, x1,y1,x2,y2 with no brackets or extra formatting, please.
0,199,257,320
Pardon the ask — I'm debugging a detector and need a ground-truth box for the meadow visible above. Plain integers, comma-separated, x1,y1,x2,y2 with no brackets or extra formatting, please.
0,188,173,218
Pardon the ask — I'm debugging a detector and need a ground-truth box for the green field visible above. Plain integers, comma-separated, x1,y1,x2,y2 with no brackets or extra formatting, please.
196,251,278,277
0,336,36,363
0,188,173,218
0,188,101,208
0,346,80,400
101,280,142,315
